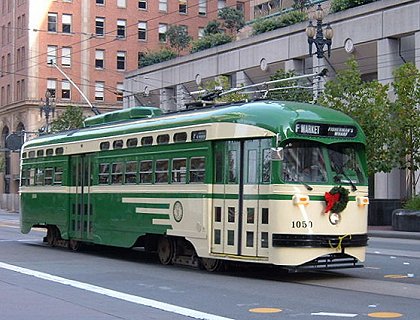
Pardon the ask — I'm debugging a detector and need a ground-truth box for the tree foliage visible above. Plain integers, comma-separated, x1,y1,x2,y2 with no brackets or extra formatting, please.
50,106,86,132
190,33,233,53
252,10,307,35
318,58,394,175
218,7,245,34
139,48,177,67
166,25,192,54
391,63,420,196
267,69,312,103
204,20,223,36
330,0,379,13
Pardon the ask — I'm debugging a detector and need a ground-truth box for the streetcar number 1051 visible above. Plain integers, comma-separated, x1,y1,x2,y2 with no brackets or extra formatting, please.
291,220,313,228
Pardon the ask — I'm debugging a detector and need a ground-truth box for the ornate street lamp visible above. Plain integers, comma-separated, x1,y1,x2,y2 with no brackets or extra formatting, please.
306,4,333,59
40,89,55,132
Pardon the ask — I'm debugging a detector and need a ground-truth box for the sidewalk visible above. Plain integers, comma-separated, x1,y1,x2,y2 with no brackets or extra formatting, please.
368,225,420,240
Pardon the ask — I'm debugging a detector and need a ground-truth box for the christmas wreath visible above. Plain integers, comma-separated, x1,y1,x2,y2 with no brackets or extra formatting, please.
324,186,350,213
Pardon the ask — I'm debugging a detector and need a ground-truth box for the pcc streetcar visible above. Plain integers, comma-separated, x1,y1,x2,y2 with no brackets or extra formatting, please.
20,100,369,271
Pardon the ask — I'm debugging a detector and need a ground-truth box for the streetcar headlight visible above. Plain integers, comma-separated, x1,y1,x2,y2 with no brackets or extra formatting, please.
293,194,309,206
356,196,369,207
329,212,341,225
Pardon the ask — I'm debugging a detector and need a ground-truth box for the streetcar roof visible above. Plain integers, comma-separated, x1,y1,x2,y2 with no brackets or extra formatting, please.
23,100,366,150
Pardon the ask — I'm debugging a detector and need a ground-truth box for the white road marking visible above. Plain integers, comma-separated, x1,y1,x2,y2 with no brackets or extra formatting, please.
0,261,233,320
311,312,358,317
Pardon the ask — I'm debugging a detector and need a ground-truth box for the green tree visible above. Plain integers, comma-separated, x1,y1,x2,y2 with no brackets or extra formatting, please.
318,58,394,175
267,69,312,103
50,106,86,132
166,25,192,55
293,0,312,11
204,20,222,36
139,48,177,67
190,33,233,53
392,63,420,197
218,7,245,34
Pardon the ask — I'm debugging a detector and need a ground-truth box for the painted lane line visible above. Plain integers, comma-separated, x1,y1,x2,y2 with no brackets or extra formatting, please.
0,262,233,320
311,312,358,317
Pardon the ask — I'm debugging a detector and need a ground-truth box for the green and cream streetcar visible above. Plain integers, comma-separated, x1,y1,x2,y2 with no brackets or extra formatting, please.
20,100,369,271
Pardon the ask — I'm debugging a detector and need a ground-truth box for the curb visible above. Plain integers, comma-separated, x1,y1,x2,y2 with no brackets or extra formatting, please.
368,230,420,241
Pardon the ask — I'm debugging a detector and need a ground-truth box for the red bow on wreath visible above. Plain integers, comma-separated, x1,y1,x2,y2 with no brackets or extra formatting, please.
325,191,340,213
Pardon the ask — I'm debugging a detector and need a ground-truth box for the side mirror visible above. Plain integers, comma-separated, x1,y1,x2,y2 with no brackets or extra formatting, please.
271,147,284,161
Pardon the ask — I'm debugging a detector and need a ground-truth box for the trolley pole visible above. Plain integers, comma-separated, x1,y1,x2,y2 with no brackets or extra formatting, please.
39,89,55,133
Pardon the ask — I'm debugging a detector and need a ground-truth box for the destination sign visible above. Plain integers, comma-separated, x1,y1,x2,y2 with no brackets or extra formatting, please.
295,122,357,138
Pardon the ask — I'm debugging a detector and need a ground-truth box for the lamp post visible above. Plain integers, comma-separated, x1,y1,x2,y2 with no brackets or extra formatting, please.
40,89,55,133
306,4,333,59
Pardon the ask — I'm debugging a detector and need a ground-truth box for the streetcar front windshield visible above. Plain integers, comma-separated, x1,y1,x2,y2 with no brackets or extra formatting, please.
282,141,365,184
282,142,327,183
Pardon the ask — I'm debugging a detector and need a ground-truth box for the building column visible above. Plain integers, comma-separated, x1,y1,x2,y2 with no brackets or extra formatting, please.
160,87,175,113
285,59,304,74
176,85,191,111
234,70,253,88
375,38,404,199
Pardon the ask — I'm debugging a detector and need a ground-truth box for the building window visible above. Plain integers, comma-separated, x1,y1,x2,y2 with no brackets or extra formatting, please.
138,52,145,68
47,79,57,98
61,80,70,99
62,14,72,33
158,24,167,42
47,45,57,65
179,0,187,14
96,0,104,5
138,21,147,40
117,51,126,71
117,0,126,8
159,0,167,12
117,19,126,39
236,1,244,12
199,0,206,15
95,81,104,101
198,27,205,39
116,83,123,101
138,0,147,10
218,0,226,10
95,50,104,69
48,13,57,32
95,17,105,36
61,47,71,67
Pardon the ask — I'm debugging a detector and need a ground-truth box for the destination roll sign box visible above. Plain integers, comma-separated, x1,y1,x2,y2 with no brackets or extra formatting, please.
295,122,357,138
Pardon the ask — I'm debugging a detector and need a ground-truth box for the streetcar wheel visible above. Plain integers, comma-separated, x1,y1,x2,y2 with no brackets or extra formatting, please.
46,226,59,247
199,258,222,272
157,236,174,265
68,239,80,251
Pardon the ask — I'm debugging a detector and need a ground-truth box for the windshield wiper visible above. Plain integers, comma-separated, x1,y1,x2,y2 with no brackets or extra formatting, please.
299,180,313,191
334,173,357,191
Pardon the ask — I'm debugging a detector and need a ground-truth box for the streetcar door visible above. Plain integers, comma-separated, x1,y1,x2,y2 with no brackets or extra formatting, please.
69,154,93,241
212,141,241,255
212,139,270,257
241,139,271,257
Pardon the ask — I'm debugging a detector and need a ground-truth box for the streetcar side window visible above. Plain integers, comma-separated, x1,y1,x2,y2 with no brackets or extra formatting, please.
35,168,44,185
99,163,110,184
37,150,44,157
22,152,27,159
29,168,35,186
111,162,123,184
56,147,64,155
140,160,152,183
21,169,29,186
113,140,123,149
155,159,169,183
100,142,110,150
191,130,206,141
28,151,35,158
174,132,187,143
44,168,53,185
54,167,63,185
189,157,205,183
125,161,138,184
46,148,54,156
141,136,153,146
157,134,170,145
127,138,138,148
247,149,257,184
172,158,186,183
